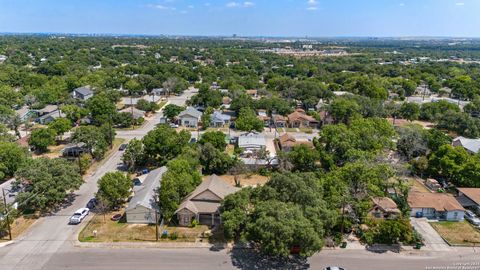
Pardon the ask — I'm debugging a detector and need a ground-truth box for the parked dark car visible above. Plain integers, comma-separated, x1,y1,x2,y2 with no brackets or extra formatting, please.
119,144,128,151
111,214,122,221
86,198,98,210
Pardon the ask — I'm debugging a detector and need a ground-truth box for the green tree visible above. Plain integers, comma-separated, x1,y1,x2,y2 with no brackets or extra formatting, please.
97,172,131,208
198,131,227,150
29,128,57,153
122,138,145,172
14,158,83,212
48,118,72,135
163,104,184,120
142,125,190,165
396,125,428,160
287,144,319,172
159,158,202,221
0,142,28,180
86,93,117,124
71,126,108,159
399,102,420,121
198,143,233,175
201,107,214,130
235,107,263,132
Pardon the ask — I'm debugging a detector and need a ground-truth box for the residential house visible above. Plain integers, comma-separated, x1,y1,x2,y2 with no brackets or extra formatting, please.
452,136,480,154
210,110,231,128
246,89,258,99
238,132,266,152
408,192,464,221
278,133,313,152
272,114,287,128
15,106,36,122
369,197,401,220
257,110,271,127
175,175,239,227
36,104,58,116
151,88,165,96
456,188,480,212
126,167,167,224
287,109,319,128
36,110,65,125
178,107,202,128
62,142,88,158
222,96,232,107
119,107,145,120
71,86,93,101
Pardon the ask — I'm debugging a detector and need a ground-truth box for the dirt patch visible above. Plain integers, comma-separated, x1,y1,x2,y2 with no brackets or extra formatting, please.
79,211,209,243
218,174,269,187
0,216,37,241
408,178,431,193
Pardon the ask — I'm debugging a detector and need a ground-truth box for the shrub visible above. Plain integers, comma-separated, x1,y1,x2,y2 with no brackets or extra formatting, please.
169,231,178,240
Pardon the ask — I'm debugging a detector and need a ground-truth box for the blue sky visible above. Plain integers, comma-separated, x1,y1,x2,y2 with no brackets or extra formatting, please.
0,0,479,37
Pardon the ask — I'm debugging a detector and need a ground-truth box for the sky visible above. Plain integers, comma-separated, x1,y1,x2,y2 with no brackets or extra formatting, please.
0,0,479,37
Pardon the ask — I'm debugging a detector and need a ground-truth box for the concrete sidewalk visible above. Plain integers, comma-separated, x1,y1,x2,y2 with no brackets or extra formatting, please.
74,240,223,249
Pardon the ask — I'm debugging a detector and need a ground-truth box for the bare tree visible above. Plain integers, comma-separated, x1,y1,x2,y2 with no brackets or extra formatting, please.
229,159,247,187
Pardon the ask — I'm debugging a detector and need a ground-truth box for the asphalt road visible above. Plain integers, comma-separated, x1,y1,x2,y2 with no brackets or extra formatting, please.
0,89,196,270
11,245,480,270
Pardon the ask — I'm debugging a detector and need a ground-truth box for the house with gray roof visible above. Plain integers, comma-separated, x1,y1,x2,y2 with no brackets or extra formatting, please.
178,107,202,128
119,107,145,120
36,110,66,125
72,86,93,101
238,132,266,152
210,110,231,127
126,167,167,224
175,175,239,227
452,136,480,154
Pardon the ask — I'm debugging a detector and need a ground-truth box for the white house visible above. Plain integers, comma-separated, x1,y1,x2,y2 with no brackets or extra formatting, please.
452,136,480,154
210,110,231,127
178,107,202,128
126,167,167,224
238,132,266,152
408,192,464,221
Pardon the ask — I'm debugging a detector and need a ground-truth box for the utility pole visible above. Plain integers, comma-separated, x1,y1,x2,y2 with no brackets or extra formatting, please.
155,210,159,242
2,188,12,240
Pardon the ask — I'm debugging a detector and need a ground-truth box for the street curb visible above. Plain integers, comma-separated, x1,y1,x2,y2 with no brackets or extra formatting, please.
0,240,15,248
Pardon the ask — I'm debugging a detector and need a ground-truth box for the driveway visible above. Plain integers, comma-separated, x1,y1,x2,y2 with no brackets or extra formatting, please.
410,217,450,251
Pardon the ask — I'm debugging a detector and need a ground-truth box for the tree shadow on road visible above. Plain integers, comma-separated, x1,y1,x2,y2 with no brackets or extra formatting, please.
230,248,309,270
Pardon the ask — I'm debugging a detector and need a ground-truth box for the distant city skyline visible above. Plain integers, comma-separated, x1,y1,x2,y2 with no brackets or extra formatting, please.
0,0,479,37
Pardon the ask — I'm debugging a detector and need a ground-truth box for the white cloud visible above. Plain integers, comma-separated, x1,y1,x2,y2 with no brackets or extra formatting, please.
187,5,194,9
226,1,255,8
204,3,211,7
399,3,405,6
306,0,318,10
151,4,169,10
455,2,465,6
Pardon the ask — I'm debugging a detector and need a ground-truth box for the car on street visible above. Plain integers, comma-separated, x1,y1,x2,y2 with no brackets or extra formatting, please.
465,210,480,226
69,208,89,224
324,267,345,270
119,143,128,151
86,198,98,210
169,123,179,128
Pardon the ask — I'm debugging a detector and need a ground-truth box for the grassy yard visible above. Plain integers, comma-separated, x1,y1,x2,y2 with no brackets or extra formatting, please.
285,128,298,132
299,127,313,134
156,100,167,108
431,221,480,246
79,212,209,243
219,174,269,187
0,216,37,241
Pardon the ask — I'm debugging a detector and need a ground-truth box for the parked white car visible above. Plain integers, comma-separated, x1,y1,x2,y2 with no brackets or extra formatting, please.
465,210,480,227
69,208,89,224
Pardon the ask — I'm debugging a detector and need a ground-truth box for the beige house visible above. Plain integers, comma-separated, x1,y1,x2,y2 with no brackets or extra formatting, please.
369,197,401,220
175,175,239,227
287,109,318,128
